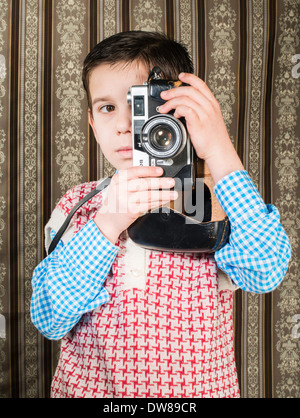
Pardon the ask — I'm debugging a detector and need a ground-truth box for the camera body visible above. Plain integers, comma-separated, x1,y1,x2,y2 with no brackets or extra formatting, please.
126,69,231,253
127,70,195,188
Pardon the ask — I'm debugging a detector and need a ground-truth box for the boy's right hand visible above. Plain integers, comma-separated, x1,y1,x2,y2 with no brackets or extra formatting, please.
94,166,178,244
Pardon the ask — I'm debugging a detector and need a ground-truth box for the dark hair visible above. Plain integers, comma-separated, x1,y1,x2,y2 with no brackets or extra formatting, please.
82,31,194,110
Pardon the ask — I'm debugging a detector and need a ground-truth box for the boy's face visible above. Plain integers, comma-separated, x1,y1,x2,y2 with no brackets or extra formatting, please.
88,61,149,170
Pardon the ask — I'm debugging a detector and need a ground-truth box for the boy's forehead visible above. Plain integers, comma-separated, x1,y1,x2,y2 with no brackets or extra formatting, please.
90,61,149,93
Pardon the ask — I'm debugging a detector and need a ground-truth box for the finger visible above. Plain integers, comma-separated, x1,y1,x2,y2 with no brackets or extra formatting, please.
129,198,177,215
115,166,164,183
127,177,175,192
131,189,178,204
178,72,215,102
171,105,200,132
158,96,204,117
160,86,210,110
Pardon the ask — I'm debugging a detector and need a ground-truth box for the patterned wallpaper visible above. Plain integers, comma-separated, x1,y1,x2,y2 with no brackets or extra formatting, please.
0,0,299,398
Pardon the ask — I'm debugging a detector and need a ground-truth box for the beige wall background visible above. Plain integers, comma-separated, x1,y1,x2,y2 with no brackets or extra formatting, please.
0,0,299,398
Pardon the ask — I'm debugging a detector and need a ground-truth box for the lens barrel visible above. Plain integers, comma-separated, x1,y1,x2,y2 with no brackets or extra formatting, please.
141,115,187,158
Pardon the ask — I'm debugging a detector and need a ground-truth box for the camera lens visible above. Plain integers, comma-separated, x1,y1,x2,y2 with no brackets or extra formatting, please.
141,115,187,159
149,125,174,150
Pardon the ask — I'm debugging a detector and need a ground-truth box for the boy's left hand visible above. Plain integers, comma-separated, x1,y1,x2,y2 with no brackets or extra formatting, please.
158,73,244,183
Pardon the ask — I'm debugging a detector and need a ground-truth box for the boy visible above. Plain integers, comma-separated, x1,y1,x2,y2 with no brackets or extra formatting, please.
31,31,291,398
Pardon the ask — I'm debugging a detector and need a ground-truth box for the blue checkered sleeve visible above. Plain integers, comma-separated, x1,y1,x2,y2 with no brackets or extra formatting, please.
213,170,292,294
31,220,118,340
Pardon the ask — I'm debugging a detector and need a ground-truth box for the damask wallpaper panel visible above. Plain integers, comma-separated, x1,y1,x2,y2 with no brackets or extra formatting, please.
271,0,300,397
52,1,90,203
0,0,10,397
0,0,299,398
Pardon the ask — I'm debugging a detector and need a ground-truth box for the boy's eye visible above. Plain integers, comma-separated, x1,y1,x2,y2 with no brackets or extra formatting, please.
100,105,115,113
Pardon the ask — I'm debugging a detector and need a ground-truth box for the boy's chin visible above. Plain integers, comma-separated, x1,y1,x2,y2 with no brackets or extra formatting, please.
114,160,134,171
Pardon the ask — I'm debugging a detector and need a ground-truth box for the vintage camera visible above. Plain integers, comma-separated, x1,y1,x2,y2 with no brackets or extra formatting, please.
127,67,195,189
126,68,230,253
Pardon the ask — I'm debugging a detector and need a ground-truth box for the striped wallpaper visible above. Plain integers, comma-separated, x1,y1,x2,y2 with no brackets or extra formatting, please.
0,0,299,398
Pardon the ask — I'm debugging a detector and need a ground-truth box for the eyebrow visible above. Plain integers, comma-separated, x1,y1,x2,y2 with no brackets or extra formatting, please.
92,96,114,107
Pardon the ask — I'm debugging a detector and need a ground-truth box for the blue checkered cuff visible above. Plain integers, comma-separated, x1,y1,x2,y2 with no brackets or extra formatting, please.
31,220,119,340
213,170,268,223
213,170,292,294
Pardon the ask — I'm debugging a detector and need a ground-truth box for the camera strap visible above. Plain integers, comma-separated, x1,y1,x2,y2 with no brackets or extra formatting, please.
48,171,230,256
48,177,111,255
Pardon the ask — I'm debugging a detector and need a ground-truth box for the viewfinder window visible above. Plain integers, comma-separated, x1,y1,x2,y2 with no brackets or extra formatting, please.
134,96,145,116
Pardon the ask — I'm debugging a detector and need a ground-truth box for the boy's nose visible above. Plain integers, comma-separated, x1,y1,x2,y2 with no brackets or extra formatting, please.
116,108,131,135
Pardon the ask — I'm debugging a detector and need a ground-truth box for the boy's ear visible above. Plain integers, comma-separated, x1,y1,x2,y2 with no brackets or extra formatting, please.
88,108,94,126
88,109,98,140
